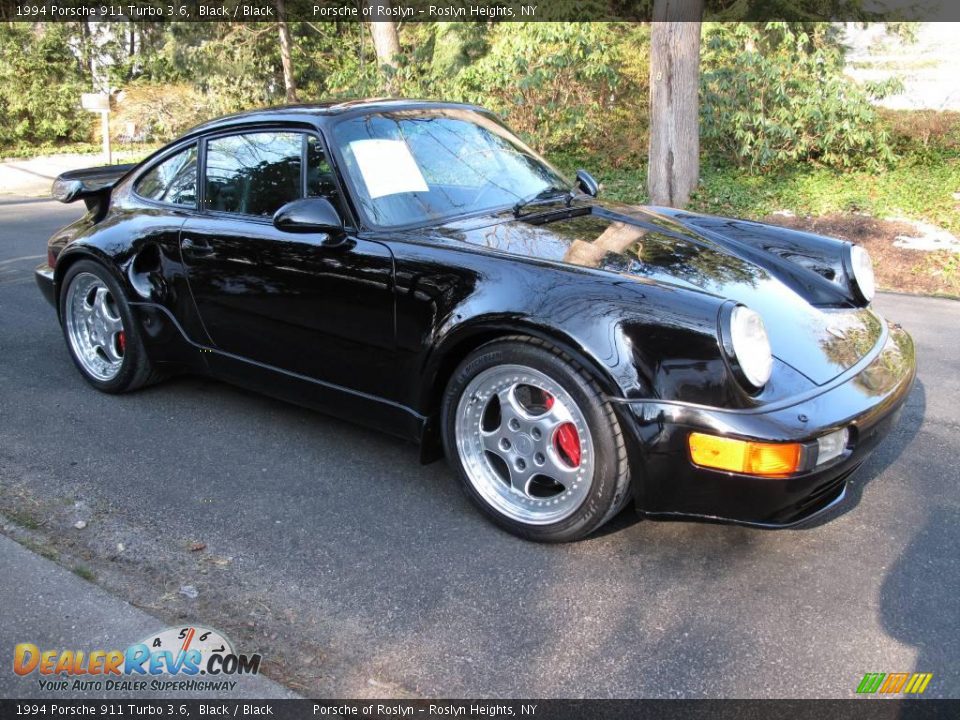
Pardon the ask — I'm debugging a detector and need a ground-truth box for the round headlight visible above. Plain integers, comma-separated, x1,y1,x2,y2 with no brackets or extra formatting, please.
849,244,875,303
729,305,773,389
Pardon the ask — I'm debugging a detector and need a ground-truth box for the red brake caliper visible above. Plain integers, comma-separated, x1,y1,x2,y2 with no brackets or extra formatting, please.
544,393,581,467
555,424,581,467
117,331,126,355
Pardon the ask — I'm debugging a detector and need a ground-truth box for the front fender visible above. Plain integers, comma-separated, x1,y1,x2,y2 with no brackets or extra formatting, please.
417,270,739,415
660,209,860,307
419,313,629,414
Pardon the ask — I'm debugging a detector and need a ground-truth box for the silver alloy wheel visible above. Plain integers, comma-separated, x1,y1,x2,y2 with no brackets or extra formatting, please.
64,272,125,382
455,364,595,525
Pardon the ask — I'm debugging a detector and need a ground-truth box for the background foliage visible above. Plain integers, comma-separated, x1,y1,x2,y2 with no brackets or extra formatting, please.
700,22,896,170
0,19,906,171
0,24,89,147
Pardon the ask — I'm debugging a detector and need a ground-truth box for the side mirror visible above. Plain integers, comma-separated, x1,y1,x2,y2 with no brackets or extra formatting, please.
575,169,600,198
273,197,344,236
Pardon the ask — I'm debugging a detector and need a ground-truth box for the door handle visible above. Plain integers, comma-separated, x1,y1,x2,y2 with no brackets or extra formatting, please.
181,237,215,257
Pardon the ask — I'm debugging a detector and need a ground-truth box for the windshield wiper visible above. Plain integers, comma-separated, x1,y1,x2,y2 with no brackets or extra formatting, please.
512,188,574,217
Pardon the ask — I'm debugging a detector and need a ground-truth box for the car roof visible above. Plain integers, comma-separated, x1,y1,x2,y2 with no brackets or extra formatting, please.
185,98,489,136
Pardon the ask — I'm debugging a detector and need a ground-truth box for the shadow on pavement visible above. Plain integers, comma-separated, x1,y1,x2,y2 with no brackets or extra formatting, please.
880,505,960,698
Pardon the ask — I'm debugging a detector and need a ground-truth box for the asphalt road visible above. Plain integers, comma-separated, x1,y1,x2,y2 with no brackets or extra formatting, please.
0,534,296,699
1,196,957,699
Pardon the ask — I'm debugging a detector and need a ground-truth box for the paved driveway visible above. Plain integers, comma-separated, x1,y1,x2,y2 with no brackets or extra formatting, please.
0,197,957,698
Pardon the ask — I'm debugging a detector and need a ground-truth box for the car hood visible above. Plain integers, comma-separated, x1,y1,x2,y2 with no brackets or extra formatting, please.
426,201,883,386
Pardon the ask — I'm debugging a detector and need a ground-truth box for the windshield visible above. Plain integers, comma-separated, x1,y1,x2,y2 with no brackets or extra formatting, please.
330,108,570,229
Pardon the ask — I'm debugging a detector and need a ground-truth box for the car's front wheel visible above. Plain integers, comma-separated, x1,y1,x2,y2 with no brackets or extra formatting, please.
442,337,631,542
60,259,160,393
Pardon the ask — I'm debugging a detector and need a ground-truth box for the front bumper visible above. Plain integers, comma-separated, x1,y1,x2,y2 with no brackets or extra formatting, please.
615,321,916,527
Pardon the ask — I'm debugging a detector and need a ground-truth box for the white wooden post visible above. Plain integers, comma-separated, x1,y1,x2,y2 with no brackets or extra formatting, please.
100,110,111,165
81,93,112,164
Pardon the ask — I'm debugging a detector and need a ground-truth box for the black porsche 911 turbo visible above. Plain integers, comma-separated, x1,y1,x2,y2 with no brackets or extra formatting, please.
37,99,916,542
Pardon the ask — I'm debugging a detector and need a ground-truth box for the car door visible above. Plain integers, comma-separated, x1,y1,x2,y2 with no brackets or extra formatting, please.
179,128,397,400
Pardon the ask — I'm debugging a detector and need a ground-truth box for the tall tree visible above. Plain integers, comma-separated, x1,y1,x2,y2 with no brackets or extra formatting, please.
365,1,401,95
277,0,299,103
647,0,704,208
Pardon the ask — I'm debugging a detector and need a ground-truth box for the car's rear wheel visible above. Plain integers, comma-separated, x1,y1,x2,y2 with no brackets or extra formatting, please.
442,337,631,542
60,260,160,393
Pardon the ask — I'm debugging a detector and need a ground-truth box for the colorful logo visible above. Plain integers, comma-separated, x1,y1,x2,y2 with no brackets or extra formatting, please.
856,672,933,695
14,625,261,691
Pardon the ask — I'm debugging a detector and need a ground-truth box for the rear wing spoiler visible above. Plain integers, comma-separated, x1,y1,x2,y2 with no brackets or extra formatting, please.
51,163,138,210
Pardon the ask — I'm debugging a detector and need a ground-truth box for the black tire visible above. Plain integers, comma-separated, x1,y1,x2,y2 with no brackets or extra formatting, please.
59,259,162,394
441,336,632,542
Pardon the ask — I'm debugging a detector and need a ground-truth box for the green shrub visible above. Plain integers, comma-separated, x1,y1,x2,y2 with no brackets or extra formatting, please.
0,25,91,148
453,23,624,153
700,22,896,171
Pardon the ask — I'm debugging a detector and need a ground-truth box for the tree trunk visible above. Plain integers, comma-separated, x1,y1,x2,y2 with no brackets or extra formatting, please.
81,20,94,77
276,0,299,103
126,22,136,81
647,0,704,208
365,1,401,95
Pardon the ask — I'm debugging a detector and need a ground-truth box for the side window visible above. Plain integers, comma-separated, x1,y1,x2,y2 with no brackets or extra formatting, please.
135,145,198,207
204,132,302,217
306,135,346,219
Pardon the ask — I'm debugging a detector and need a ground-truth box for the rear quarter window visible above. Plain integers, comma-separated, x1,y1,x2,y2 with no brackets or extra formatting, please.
135,144,199,207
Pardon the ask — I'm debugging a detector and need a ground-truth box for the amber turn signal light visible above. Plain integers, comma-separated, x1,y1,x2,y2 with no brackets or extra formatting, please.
688,432,803,477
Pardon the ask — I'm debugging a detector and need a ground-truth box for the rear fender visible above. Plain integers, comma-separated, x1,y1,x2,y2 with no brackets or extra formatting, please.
52,248,200,371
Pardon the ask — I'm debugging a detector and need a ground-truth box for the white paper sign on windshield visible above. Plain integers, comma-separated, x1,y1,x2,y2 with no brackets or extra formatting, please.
349,139,429,198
